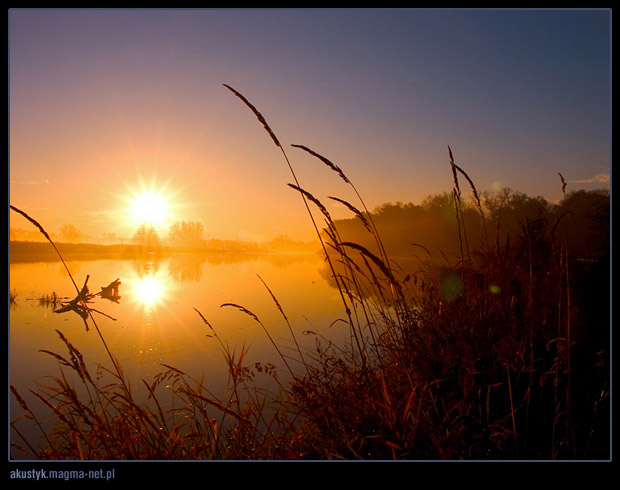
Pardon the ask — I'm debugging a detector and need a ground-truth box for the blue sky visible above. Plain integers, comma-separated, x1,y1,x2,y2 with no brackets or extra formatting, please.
9,8,611,241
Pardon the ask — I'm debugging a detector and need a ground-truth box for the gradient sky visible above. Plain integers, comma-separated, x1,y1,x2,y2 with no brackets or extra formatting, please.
9,8,611,242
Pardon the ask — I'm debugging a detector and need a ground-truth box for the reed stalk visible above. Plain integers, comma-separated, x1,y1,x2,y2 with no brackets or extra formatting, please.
223,84,368,365
10,206,126,387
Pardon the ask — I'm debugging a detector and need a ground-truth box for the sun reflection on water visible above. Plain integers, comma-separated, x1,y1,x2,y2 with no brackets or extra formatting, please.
134,276,164,308
128,262,171,314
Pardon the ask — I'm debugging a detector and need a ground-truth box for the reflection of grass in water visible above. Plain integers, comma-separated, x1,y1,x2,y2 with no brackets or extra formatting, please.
9,88,610,461
36,292,62,309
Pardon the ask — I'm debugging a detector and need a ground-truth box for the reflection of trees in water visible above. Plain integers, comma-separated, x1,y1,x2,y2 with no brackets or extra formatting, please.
168,256,205,283
252,252,323,271
200,252,320,269
131,258,161,278
140,252,324,284
168,251,321,272
58,259,86,277
319,254,431,306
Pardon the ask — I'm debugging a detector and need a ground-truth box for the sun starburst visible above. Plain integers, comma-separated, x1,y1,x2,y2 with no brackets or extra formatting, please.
116,175,182,234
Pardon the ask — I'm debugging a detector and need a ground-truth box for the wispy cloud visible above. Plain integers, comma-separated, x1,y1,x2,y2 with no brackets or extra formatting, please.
570,172,610,184
10,179,50,186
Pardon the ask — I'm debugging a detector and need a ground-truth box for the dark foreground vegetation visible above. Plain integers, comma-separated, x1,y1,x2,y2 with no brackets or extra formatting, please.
10,86,610,460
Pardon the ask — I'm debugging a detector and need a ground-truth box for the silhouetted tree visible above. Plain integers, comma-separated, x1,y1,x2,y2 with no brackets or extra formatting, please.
168,221,206,250
102,232,120,245
324,188,608,264
133,223,160,250
552,189,610,258
59,224,83,243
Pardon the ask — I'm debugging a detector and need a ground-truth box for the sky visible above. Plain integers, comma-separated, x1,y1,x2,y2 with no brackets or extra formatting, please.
9,8,611,243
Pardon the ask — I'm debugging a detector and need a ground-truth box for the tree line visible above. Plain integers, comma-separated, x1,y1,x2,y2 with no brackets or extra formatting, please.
324,188,610,261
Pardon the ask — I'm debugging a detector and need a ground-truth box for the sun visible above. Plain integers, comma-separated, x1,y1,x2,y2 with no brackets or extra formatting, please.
130,190,169,227
115,174,189,237
117,175,179,232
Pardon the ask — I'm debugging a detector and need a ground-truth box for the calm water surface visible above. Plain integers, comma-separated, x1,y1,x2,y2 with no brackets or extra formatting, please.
9,252,347,451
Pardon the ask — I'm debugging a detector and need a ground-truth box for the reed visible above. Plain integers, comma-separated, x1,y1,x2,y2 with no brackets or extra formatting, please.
291,143,392,272
224,84,369,364
221,302,295,377
10,88,609,461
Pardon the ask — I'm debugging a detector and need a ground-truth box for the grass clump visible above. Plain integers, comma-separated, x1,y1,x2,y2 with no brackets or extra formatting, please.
10,86,609,460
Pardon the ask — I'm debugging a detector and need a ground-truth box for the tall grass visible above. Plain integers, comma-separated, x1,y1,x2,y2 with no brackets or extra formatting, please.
9,86,609,460
10,206,296,459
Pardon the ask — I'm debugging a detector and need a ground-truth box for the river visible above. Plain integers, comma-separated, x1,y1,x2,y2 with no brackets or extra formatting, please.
9,251,349,457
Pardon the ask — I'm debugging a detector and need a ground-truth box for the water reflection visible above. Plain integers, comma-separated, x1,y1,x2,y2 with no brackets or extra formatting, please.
99,278,121,303
10,253,344,440
168,256,205,282
129,260,170,312
133,275,164,308
53,275,120,329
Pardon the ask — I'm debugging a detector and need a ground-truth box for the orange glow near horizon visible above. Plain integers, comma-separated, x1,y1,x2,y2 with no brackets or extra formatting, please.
8,10,611,246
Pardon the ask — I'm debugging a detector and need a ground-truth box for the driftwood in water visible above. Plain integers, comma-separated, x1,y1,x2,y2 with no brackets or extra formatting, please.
54,275,120,329
54,275,95,328
99,278,121,303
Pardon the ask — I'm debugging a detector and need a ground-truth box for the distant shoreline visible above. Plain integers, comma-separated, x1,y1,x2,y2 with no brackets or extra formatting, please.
8,240,320,263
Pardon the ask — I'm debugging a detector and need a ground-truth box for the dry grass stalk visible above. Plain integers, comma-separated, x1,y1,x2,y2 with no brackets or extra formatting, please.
223,84,281,148
287,183,332,222
223,86,360,337
558,172,567,198
257,274,309,373
221,303,294,377
291,144,351,184
329,196,372,232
